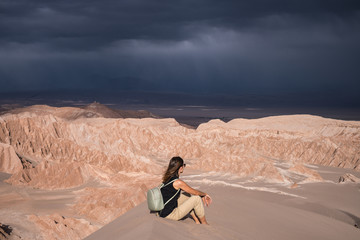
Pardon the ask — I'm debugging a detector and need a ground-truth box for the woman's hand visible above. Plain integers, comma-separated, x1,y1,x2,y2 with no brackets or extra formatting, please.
174,180,212,206
202,194,212,207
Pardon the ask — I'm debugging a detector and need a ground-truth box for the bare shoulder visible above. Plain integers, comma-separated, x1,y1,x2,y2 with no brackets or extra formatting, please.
173,179,186,189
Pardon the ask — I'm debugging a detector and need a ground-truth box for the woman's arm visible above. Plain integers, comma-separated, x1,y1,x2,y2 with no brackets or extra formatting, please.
174,179,212,206
173,179,206,196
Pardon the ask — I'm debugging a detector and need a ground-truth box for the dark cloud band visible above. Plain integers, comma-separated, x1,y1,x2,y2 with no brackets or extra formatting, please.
0,0,359,104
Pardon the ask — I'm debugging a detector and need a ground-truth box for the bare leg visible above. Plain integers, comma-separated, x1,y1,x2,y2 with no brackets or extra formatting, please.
199,216,209,225
190,211,200,224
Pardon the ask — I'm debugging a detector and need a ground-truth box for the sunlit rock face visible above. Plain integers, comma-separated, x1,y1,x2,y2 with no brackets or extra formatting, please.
1,106,360,188
0,114,162,189
0,142,23,174
0,105,359,239
194,116,360,174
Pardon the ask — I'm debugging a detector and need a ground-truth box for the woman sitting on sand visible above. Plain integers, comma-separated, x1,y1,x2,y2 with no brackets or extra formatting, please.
160,156,212,224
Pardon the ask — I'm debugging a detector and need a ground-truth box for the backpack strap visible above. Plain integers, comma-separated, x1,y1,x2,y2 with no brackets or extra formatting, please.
159,178,177,188
164,188,180,207
160,178,181,207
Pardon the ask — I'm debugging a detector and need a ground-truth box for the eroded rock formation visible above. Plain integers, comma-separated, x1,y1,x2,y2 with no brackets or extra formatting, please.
1,107,360,190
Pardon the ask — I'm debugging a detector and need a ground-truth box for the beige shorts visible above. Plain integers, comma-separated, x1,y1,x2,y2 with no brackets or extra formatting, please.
165,193,205,220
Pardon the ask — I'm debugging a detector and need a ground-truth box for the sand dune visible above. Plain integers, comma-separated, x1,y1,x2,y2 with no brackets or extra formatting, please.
85,168,360,240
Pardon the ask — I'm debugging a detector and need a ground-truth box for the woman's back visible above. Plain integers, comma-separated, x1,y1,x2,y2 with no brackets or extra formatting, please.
160,177,181,217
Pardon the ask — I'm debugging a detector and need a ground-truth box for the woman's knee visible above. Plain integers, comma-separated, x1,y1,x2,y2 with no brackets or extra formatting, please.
191,195,202,204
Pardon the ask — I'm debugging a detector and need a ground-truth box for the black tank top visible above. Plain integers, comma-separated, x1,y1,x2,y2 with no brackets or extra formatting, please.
159,176,181,217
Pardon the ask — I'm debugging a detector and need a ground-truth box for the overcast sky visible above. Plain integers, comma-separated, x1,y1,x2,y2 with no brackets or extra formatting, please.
1,0,359,103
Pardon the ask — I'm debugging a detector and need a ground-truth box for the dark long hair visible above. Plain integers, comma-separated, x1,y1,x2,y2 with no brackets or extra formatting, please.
162,156,184,183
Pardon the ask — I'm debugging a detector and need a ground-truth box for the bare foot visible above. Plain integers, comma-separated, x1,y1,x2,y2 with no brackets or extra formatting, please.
199,216,209,225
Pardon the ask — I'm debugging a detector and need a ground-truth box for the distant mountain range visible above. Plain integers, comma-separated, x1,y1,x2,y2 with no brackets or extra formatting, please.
1,90,360,126
1,89,359,108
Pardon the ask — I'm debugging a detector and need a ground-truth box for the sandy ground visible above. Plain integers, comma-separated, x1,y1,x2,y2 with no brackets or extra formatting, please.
0,173,98,239
1,165,360,239
85,166,360,240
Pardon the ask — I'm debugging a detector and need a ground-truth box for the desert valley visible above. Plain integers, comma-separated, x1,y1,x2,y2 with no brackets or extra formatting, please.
0,103,359,239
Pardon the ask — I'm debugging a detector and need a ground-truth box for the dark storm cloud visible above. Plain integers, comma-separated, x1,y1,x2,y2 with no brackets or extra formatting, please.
0,0,360,104
1,0,359,48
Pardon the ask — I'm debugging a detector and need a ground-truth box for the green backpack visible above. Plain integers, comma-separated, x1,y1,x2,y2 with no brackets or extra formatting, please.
147,179,180,212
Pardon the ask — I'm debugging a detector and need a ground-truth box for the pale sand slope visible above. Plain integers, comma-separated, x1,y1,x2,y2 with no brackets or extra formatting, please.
0,172,100,240
85,167,360,240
